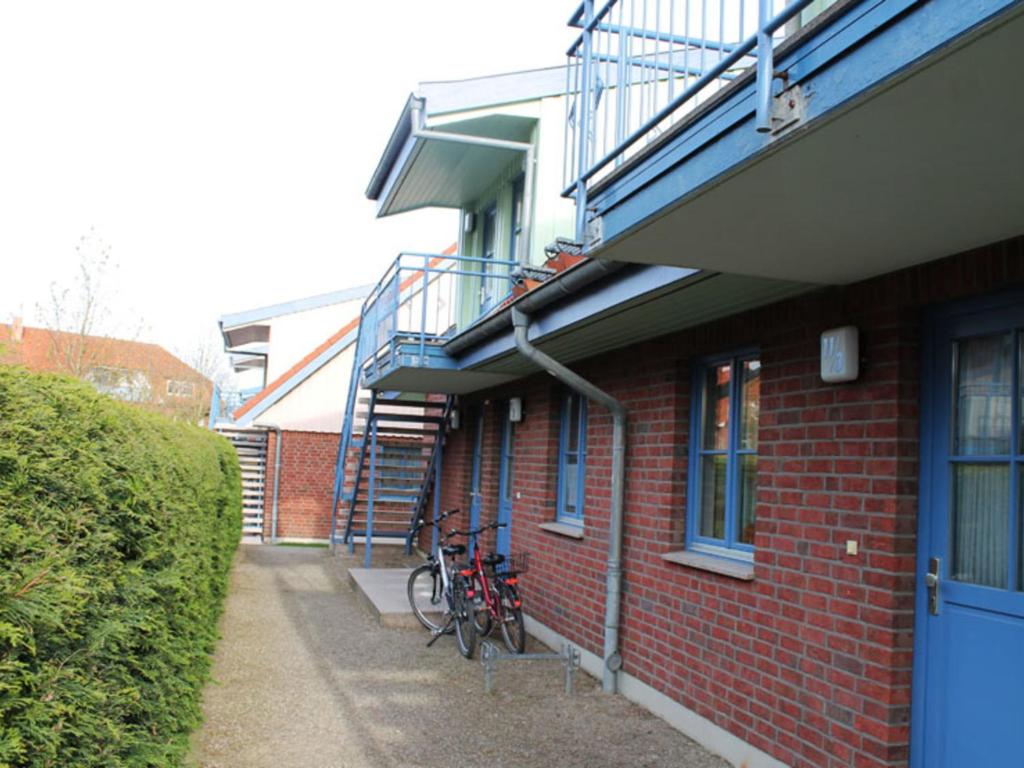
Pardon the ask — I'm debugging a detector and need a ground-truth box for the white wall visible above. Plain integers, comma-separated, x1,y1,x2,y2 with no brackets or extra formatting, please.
260,342,355,433
264,298,363,383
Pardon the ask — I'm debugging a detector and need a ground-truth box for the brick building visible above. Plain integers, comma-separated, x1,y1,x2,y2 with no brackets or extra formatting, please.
212,286,370,541
343,2,1024,767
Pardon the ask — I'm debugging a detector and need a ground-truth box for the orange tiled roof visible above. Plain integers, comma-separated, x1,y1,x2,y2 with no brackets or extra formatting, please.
0,323,211,415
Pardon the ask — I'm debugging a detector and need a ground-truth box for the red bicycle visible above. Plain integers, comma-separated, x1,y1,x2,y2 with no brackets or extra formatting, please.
450,520,527,654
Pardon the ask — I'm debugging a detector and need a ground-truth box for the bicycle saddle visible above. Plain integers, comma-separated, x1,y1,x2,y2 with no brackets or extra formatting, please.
482,552,505,567
442,543,466,556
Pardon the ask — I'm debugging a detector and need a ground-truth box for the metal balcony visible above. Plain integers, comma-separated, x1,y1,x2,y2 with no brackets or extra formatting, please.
356,252,521,393
562,0,1024,285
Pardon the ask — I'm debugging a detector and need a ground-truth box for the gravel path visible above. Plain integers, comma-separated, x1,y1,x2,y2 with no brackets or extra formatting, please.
190,545,728,768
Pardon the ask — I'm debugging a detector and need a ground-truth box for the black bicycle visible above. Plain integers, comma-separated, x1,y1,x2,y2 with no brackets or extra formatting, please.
407,510,476,658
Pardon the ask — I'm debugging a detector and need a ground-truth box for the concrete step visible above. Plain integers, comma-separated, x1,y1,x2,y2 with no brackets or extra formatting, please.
348,567,427,629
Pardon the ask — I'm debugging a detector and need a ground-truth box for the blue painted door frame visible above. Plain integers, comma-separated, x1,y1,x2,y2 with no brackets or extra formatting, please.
496,404,514,557
911,290,1024,767
468,407,486,558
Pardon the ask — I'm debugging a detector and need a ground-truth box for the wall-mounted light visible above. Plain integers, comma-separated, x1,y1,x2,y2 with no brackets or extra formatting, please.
463,212,476,234
509,397,523,422
449,408,460,430
820,326,859,383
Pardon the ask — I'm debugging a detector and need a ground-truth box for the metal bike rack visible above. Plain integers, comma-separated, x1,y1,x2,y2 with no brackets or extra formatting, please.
480,641,581,695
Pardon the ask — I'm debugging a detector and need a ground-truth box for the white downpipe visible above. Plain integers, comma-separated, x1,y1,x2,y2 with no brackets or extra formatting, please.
254,422,282,544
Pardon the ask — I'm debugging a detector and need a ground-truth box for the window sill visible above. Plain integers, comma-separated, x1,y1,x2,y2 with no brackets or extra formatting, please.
538,522,584,540
661,550,754,581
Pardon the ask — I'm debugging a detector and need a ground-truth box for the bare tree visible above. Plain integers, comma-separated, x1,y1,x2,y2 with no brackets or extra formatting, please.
36,229,119,376
179,330,234,390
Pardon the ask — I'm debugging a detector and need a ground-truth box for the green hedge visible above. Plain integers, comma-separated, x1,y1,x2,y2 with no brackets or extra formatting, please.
0,368,241,767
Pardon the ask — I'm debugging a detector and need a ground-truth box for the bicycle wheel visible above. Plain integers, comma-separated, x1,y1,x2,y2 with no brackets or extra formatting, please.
471,572,493,637
407,563,446,633
452,575,477,659
497,582,526,654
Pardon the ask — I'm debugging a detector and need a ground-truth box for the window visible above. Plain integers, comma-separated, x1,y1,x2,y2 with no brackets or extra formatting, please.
166,379,196,398
85,366,152,403
688,353,761,558
557,391,587,525
509,174,525,263
480,203,498,313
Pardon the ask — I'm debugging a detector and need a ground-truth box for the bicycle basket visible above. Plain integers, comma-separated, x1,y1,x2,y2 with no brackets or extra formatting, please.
495,552,529,576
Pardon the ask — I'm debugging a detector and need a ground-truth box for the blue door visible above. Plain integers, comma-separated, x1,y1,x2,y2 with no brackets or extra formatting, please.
496,405,515,557
912,294,1024,766
467,408,485,558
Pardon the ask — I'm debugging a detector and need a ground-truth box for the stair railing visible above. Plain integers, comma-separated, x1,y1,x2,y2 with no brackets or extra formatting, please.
405,395,455,553
342,392,378,550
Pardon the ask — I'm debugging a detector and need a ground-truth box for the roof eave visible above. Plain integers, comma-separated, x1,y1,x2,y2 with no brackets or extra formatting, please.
366,94,420,201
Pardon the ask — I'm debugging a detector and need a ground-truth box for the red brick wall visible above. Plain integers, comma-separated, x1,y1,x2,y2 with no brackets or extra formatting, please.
263,430,339,540
428,237,1024,768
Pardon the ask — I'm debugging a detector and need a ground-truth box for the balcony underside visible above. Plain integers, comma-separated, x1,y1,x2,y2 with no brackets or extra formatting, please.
360,267,810,395
362,338,515,394
588,0,1024,285
376,114,535,217
452,267,812,381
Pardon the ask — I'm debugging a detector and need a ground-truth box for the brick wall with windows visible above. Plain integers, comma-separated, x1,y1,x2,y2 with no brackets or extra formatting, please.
424,237,1024,768
263,430,339,540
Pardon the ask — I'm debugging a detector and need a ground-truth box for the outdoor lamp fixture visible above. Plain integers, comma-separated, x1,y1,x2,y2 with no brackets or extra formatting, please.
820,326,860,383
450,408,460,430
509,397,523,422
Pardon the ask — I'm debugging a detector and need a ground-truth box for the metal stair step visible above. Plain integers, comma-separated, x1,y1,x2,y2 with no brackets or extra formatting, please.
359,397,446,409
369,413,446,424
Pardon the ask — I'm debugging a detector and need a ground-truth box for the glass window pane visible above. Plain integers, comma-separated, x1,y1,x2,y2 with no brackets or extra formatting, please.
700,455,727,540
702,363,731,451
955,334,1012,456
563,455,578,516
952,463,1009,588
740,359,761,450
567,394,580,452
738,454,757,545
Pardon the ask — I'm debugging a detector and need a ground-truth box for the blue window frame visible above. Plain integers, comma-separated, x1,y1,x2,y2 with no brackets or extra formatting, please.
557,391,587,525
480,203,498,313
509,174,525,263
687,351,761,559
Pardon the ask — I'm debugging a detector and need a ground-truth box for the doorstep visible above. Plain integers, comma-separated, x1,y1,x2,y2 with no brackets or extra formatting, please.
348,567,425,629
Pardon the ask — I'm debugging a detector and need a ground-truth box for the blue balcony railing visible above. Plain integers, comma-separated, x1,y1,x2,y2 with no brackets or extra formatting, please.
355,251,520,387
563,0,837,236
208,385,262,428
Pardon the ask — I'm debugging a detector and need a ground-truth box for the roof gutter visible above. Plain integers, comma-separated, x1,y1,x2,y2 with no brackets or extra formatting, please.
444,258,628,357
510,307,626,694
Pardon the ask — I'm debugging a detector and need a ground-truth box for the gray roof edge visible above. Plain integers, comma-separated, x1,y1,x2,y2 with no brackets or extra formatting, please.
220,283,374,330
367,94,419,201
418,65,568,116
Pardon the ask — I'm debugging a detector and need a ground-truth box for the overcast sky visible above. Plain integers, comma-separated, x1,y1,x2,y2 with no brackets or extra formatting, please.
0,2,575,363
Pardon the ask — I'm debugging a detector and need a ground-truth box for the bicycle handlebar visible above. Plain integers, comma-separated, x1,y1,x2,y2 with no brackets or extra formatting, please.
412,508,460,534
446,521,507,538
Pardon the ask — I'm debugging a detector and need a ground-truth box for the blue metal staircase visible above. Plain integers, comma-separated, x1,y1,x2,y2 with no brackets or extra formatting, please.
328,250,517,565
328,272,455,565
334,391,451,563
